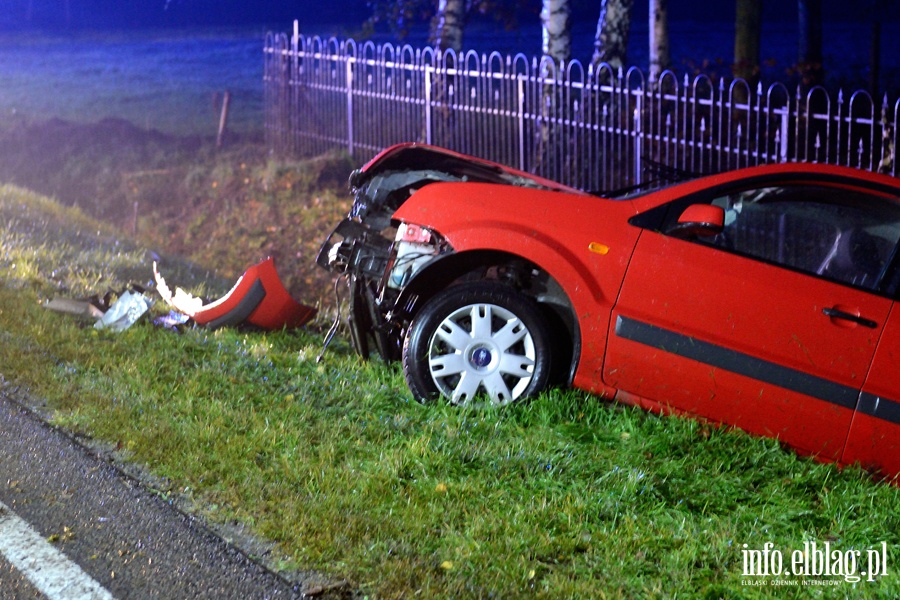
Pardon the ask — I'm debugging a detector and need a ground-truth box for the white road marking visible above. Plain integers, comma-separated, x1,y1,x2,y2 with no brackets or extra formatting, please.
0,500,115,599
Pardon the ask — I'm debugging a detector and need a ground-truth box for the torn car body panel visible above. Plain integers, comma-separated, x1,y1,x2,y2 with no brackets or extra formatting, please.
155,257,316,330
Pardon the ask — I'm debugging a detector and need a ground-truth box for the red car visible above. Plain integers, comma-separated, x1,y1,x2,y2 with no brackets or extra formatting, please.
318,143,900,479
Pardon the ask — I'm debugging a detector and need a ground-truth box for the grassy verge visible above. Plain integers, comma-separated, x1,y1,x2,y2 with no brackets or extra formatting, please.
2,168,900,598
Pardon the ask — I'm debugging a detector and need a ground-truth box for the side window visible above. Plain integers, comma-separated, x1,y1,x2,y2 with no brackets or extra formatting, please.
701,185,900,292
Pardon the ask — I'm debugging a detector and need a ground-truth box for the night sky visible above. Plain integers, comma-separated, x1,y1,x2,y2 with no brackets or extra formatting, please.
0,0,372,30
0,0,896,32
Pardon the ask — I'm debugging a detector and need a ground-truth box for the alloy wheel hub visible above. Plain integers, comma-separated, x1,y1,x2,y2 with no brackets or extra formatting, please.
468,345,494,369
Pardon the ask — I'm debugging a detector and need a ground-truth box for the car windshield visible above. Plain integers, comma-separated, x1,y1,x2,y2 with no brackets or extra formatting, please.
591,163,704,199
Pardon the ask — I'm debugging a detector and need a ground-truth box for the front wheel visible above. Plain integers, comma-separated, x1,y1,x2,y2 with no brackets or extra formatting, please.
402,282,552,406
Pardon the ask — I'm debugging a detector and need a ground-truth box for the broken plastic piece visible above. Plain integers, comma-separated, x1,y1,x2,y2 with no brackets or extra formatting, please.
44,297,106,320
94,290,153,332
152,310,191,331
154,257,316,330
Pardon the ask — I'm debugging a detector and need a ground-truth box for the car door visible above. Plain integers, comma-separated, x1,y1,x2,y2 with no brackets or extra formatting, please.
605,179,900,460
843,303,900,477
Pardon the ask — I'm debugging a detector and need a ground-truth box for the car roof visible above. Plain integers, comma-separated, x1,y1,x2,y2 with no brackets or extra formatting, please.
626,162,900,207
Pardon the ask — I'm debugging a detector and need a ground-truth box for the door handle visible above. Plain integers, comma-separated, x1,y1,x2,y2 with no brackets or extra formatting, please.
822,307,878,329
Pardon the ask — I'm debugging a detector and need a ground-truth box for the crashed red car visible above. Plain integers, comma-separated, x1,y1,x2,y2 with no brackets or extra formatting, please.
318,143,900,479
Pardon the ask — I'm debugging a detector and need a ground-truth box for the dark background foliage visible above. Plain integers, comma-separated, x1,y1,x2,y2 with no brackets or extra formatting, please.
1,0,896,32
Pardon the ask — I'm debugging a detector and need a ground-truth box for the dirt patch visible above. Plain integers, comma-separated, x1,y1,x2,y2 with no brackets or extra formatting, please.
0,118,202,221
0,117,355,316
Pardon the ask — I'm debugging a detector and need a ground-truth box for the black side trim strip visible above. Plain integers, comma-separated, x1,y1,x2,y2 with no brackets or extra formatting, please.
615,315,859,410
857,393,900,426
206,279,267,330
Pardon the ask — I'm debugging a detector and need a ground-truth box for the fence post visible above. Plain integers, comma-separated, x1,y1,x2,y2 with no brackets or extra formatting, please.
425,66,433,145
292,21,299,156
517,76,525,171
634,90,642,185
778,108,789,163
346,56,354,157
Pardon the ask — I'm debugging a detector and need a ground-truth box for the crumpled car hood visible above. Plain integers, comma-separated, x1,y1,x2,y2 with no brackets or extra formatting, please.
351,143,584,192
346,143,587,231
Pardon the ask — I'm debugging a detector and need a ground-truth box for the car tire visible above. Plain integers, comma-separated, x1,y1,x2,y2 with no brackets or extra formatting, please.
403,282,552,406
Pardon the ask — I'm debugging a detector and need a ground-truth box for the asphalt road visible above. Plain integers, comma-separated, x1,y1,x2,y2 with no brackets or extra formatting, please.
0,391,336,600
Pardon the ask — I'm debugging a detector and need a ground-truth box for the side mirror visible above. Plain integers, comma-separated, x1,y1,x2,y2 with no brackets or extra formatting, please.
666,204,725,238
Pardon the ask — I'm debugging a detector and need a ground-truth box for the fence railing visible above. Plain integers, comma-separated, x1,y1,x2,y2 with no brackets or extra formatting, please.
264,25,898,192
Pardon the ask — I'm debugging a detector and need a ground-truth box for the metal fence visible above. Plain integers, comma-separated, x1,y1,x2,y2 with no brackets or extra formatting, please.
264,24,898,192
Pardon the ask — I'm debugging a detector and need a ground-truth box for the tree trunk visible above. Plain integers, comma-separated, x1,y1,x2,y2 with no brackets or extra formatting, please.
431,0,467,146
541,0,572,64
593,0,634,71
536,0,571,175
433,0,466,52
648,0,669,83
867,0,886,96
798,0,824,88
734,0,762,84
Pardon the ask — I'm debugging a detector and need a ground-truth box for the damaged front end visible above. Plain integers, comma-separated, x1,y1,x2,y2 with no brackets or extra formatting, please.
317,174,447,360
316,143,568,361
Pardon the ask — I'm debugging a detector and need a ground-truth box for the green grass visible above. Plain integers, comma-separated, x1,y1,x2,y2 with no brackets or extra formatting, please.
2,181,900,599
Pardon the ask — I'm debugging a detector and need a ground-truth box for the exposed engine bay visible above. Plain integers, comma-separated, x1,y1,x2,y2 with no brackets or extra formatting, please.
316,144,567,361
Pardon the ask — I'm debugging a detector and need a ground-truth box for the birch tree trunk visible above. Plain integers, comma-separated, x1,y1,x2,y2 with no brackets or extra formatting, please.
430,0,467,146
593,0,634,71
541,0,572,64
734,0,762,84
648,0,669,83
434,0,466,52
537,0,571,175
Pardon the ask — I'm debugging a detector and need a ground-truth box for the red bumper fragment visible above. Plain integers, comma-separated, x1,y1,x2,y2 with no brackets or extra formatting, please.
154,257,316,330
